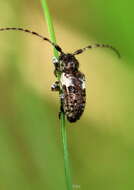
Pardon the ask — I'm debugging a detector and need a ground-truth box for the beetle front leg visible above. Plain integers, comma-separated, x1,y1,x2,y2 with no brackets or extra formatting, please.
51,81,60,91
52,56,60,77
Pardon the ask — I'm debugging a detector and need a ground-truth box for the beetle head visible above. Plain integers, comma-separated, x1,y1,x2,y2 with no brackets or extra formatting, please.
59,53,79,73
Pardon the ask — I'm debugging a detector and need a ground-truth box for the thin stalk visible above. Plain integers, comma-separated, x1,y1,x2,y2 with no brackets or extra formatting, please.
60,112,72,190
41,0,58,59
40,1,72,190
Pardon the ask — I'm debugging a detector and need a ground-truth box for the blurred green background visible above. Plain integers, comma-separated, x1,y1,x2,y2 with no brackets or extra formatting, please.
0,0,134,189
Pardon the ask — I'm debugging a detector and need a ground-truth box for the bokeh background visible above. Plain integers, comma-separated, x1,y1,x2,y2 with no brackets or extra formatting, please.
0,0,134,189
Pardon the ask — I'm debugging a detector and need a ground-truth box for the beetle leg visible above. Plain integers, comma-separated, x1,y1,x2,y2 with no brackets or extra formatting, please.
52,56,60,77
51,81,60,91
59,98,65,119
58,92,65,119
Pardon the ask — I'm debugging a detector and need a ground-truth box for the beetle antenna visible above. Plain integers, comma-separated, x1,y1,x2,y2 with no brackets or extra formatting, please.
0,27,63,53
73,43,120,58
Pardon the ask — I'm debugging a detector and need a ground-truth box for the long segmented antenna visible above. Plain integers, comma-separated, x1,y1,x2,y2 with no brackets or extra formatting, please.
73,44,120,58
0,27,63,53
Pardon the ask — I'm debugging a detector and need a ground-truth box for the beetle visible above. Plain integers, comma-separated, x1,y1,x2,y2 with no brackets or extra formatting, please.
0,27,120,122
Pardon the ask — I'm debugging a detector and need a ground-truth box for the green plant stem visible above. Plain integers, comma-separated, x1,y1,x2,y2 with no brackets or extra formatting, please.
41,0,58,59
41,1,72,190
60,113,72,190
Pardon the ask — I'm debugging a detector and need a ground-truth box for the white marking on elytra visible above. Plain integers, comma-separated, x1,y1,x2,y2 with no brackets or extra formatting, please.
60,73,74,87
82,81,86,89
79,77,86,89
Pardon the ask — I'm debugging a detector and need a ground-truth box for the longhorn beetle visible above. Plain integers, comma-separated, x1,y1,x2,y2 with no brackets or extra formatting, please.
0,27,120,122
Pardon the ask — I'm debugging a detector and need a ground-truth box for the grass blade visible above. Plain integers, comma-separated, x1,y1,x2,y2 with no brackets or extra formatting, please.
40,1,72,189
